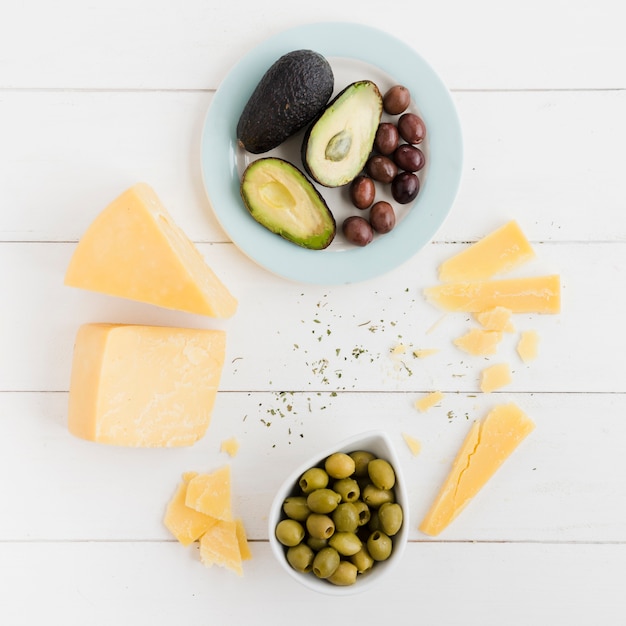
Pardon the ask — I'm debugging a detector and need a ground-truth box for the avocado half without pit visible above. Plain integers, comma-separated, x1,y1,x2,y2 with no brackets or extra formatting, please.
240,157,336,250
302,80,383,188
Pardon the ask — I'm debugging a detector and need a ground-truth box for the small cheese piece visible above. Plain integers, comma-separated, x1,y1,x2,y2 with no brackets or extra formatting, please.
517,330,540,363
185,465,232,521
402,433,422,456
163,473,218,546
199,519,244,576
235,518,252,561
64,183,237,318
438,220,535,282
424,275,561,314
220,437,240,457
413,348,440,358
480,363,512,393
453,328,503,356
419,403,535,536
67,323,226,447
415,391,444,412
474,307,515,333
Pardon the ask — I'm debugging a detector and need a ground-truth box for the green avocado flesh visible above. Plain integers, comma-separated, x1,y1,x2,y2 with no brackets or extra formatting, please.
302,80,383,187
240,158,336,250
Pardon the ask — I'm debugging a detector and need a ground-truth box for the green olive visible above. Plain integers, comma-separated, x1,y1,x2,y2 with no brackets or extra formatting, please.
367,530,393,561
282,496,311,522
367,458,396,490
306,488,341,514
349,450,376,477
306,513,335,539
367,509,381,532
306,536,328,551
327,560,358,586
299,467,329,493
312,546,341,579
324,452,356,479
332,502,359,533
362,483,395,508
378,502,403,536
275,519,305,547
333,478,360,503
328,532,362,556
352,500,371,526
350,546,374,574
286,543,314,573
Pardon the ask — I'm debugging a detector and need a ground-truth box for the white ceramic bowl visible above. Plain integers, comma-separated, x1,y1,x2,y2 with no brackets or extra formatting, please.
268,430,409,595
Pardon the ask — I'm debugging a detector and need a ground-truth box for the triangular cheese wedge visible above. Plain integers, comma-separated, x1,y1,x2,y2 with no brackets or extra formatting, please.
199,519,244,576
163,473,218,546
185,465,232,521
419,403,534,536
64,183,237,318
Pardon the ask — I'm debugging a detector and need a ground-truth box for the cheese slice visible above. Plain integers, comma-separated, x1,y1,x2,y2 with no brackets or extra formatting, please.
185,465,232,521
453,328,503,356
419,403,535,536
402,433,422,456
67,323,226,447
415,390,444,412
235,518,252,561
474,307,515,333
480,363,512,393
438,220,535,282
199,519,244,576
413,348,439,358
163,473,218,546
64,183,237,318
517,330,540,363
424,275,561,314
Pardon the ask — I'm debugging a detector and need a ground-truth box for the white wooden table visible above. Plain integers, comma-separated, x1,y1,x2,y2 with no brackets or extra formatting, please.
2,1,625,623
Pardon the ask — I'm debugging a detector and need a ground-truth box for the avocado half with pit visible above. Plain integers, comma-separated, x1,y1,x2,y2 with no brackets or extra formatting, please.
240,157,336,250
237,50,334,154
302,80,383,188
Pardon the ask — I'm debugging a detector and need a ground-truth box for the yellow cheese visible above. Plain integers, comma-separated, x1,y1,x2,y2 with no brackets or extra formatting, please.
517,330,540,363
163,473,218,546
412,348,439,358
235,518,252,561
64,183,237,318
480,363,512,393
453,328,503,356
419,403,535,536
185,465,232,521
438,220,535,282
402,433,422,456
67,323,226,447
199,519,244,576
424,275,561,314
220,437,240,457
474,306,515,333
415,390,444,412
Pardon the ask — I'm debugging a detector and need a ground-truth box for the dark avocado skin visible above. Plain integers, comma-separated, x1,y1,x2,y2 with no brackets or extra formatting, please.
237,50,334,154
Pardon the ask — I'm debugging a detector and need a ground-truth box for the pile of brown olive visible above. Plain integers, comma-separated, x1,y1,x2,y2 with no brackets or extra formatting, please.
275,450,403,586
343,84,427,247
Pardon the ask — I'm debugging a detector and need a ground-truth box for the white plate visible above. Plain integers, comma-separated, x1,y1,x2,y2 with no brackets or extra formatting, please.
200,22,463,285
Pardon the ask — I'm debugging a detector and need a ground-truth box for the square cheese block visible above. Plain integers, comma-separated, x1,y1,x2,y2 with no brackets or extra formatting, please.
419,403,535,536
64,183,237,318
68,323,226,447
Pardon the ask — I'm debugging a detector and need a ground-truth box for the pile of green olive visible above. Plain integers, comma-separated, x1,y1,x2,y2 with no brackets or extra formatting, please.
343,84,427,248
274,449,404,586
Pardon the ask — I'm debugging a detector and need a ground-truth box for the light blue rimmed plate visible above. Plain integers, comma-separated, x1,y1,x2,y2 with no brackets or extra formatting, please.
200,22,463,285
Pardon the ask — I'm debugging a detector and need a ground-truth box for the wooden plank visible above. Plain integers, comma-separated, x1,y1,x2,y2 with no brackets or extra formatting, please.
1,390,624,542
0,541,623,625
1,0,624,90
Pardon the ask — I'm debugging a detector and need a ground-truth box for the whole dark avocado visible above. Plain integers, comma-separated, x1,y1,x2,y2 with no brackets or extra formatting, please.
237,50,334,154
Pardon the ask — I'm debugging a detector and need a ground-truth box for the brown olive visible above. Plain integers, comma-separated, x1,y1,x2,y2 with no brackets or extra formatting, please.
342,216,374,247
393,144,425,172
383,85,411,115
391,172,420,204
350,175,375,210
369,201,396,234
397,113,426,144
365,155,397,184
373,122,400,155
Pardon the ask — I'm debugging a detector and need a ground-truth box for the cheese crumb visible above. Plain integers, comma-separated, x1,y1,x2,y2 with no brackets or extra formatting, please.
415,391,444,412
402,433,422,456
220,437,240,457
480,363,512,393
517,330,539,363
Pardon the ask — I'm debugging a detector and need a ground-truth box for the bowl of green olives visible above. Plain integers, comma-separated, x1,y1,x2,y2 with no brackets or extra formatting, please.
268,430,409,594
